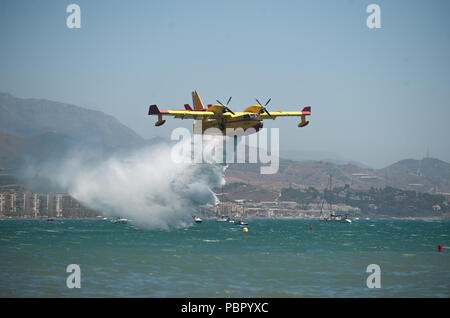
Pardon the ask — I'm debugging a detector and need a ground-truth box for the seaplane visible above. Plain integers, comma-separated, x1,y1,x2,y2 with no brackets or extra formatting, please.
148,90,311,135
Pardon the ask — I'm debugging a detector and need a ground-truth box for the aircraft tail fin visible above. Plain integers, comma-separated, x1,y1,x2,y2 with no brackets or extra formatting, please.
148,104,160,115
192,90,205,110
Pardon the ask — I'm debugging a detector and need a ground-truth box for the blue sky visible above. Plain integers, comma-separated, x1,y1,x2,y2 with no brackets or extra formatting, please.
1,0,449,168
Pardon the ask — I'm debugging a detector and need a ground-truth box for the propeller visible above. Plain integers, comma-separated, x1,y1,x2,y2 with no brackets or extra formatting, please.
256,98,272,118
216,97,235,115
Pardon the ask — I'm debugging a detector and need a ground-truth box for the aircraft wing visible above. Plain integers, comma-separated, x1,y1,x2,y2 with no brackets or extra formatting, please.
259,106,311,127
259,106,310,118
148,105,216,120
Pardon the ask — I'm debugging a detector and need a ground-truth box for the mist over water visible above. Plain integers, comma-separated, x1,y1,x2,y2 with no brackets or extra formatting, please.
21,140,226,229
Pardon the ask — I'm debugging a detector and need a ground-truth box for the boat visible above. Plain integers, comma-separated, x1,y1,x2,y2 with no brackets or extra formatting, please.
323,213,341,221
193,216,202,223
319,174,352,224
216,215,230,222
234,219,248,226
216,185,234,223
113,217,128,224
216,185,249,226
323,213,352,223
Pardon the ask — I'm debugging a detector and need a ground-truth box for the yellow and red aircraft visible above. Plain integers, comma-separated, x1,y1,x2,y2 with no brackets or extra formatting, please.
148,90,311,135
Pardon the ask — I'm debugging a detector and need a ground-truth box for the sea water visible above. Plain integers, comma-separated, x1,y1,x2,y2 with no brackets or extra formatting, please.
0,219,448,297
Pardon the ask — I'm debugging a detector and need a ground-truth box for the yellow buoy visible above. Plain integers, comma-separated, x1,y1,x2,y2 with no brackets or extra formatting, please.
243,227,248,233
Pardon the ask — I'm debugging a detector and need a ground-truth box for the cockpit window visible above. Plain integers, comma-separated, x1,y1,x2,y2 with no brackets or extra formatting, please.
244,113,260,119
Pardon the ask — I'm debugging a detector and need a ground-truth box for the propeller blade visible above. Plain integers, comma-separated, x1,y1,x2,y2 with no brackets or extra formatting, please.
217,98,234,114
225,107,235,115
264,107,272,118
256,98,272,117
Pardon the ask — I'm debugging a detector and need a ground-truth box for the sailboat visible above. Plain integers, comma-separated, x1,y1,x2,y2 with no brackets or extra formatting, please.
215,184,227,222
320,174,352,223
215,184,248,225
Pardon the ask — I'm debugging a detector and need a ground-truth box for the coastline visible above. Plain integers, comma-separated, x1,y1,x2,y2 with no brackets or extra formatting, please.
205,215,450,221
1,215,449,221
0,217,100,221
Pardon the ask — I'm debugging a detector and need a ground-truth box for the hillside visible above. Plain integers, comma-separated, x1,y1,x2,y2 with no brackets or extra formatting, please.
214,182,279,202
225,157,450,194
381,158,450,178
0,93,168,191
279,185,449,217
0,132,31,169
226,160,383,190
0,92,144,149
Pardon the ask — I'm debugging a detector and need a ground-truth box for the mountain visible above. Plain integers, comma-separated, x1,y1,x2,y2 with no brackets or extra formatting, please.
214,182,279,202
378,157,450,193
0,93,167,191
0,92,144,149
280,149,371,169
226,159,383,191
225,157,450,194
380,158,450,181
0,132,31,169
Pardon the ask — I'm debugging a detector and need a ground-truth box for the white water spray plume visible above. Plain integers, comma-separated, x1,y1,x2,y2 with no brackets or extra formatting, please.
26,139,226,230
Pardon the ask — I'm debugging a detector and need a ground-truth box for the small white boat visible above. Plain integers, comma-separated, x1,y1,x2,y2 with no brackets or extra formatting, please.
216,216,230,222
113,217,128,224
193,216,202,223
234,219,248,226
